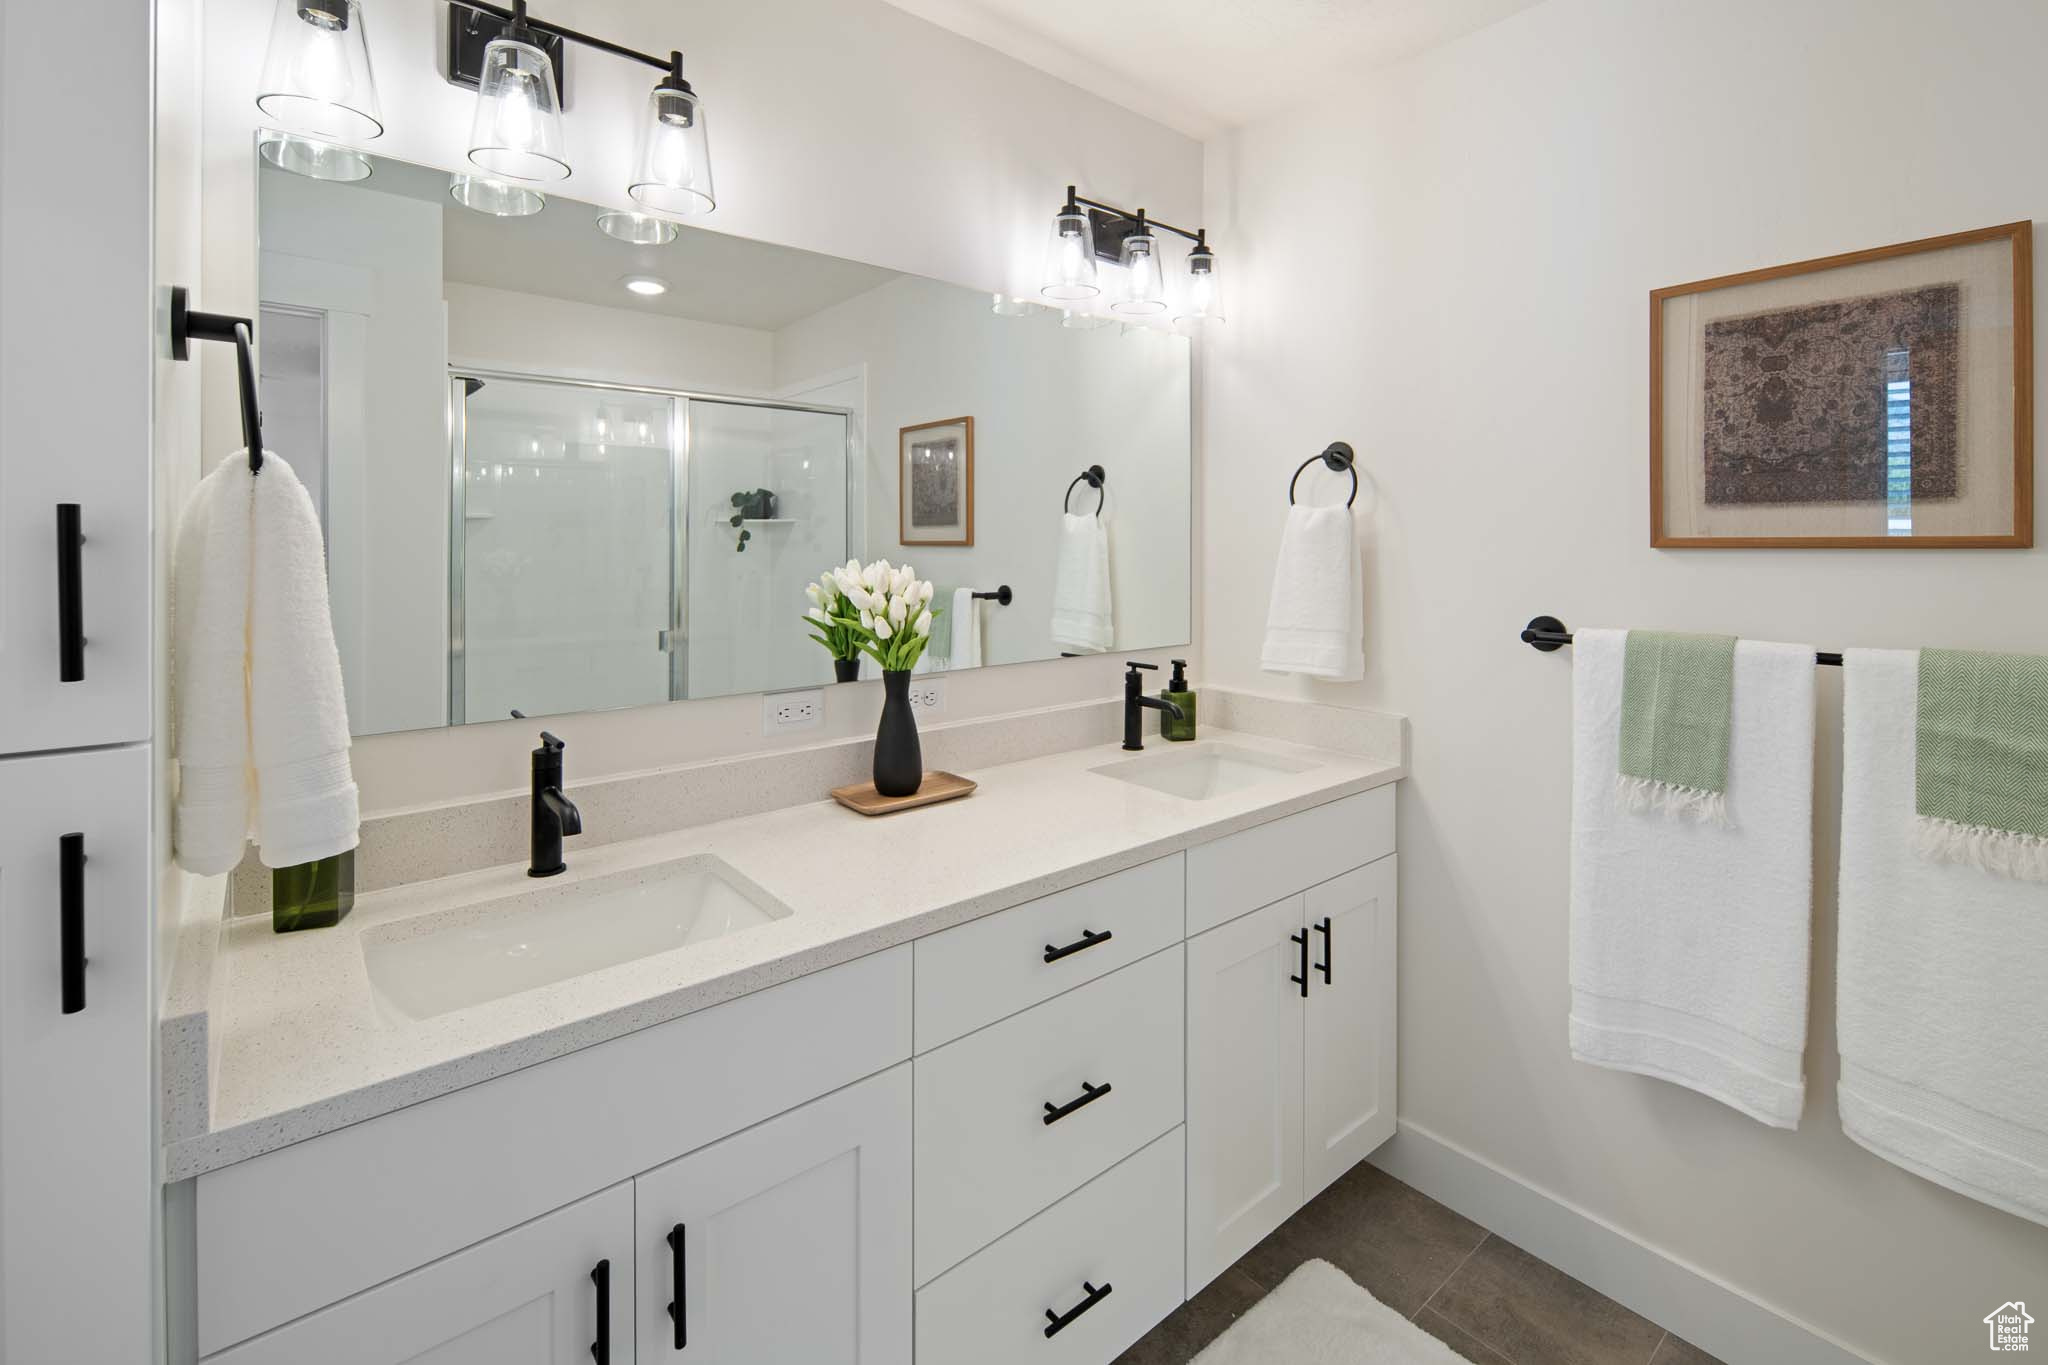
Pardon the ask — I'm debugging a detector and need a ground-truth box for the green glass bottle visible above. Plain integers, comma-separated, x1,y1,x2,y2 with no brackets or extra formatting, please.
1160,658,1198,742
272,849,355,933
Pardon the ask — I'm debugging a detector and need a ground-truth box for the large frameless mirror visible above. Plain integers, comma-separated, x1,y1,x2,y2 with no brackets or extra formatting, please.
256,152,1192,737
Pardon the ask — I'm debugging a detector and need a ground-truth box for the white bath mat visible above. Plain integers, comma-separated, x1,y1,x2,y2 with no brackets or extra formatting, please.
1193,1260,1469,1365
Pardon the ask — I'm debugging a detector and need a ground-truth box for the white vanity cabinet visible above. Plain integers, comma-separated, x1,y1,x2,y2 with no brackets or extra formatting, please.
633,1065,912,1363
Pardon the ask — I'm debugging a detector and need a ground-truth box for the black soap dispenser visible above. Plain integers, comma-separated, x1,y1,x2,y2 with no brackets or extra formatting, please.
1160,659,1197,742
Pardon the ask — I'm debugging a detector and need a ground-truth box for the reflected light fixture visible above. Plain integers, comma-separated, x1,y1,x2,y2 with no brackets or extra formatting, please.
620,274,669,297
258,128,372,182
256,0,384,144
1040,185,1220,325
596,208,681,245
450,172,545,216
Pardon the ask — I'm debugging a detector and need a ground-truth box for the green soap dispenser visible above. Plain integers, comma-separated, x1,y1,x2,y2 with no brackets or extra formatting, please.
1160,659,1198,742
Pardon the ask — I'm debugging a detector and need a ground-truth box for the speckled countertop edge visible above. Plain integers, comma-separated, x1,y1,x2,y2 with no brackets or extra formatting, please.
165,719,1402,1182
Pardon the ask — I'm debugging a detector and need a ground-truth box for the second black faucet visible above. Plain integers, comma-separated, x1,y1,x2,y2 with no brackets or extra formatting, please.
530,731,583,877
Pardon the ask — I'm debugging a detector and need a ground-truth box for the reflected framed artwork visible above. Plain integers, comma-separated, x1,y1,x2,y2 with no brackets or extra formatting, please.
900,416,974,546
1650,221,2032,547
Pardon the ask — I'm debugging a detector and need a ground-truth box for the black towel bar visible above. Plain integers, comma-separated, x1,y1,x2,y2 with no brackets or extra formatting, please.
1289,442,1357,507
971,585,1013,605
1521,616,1844,666
169,285,265,473
1063,465,1106,517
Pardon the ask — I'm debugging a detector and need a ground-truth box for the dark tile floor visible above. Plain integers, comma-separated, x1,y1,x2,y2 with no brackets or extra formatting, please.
1114,1163,1727,1365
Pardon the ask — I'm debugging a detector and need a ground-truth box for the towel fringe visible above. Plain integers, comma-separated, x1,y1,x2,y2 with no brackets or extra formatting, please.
1913,814,2048,883
1615,773,1728,825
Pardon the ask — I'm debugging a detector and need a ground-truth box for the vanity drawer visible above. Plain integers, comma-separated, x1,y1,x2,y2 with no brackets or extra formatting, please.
917,1127,1185,1365
914,853,1184,1052
1186,787,1395,936
914,945,1184,1284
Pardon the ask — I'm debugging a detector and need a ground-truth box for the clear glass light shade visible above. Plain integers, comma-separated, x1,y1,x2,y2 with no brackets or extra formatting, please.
1060,307,1112,330
597,209,681,245
256,0,383,142
259,128,372,182
628,84,715,216
1111,230,1169,315
1176,247,1224,324
467,38,569,182
1040,208,1099,300
991,293,1036,317
450,173,544,217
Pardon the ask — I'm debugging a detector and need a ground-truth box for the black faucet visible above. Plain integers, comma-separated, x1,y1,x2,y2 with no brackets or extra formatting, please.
529,731,583,877
1122,662,1186,752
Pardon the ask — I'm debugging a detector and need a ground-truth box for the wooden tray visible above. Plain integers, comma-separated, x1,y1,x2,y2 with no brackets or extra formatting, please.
830,771,977,816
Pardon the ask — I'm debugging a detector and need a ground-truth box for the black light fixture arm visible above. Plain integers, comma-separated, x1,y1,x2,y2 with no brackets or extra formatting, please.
461,0,678,76
1065,184,1204,245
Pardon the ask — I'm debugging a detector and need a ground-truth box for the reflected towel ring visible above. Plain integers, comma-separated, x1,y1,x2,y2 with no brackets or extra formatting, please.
1288,442,1357,507
1063,464,1107,517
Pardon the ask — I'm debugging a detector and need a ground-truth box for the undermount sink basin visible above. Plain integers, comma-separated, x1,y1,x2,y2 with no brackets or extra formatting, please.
1090,742,1317,801
361,855,791,1022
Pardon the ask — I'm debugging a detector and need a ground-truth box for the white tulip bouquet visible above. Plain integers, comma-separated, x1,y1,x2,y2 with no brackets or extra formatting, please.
804,557,939,673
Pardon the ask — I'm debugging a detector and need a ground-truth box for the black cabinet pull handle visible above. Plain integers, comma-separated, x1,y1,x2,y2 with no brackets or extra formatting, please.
60,833,86,1014
1043,1079,1111,1125
1044,928,1112,963
56,504,84,683
1044,1280,1113,1338
665,1222,687,1349
1290,929,1308,998
1314,916,1332,985
590,1258,610,1363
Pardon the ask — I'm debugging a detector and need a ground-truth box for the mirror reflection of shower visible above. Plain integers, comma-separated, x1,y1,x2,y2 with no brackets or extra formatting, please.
450,372,852,725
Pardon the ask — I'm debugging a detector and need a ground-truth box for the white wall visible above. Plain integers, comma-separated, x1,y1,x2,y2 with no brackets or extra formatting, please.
1200,1,2048,1360
773,276,1193,666
444,282,774,395
196,0,1200,812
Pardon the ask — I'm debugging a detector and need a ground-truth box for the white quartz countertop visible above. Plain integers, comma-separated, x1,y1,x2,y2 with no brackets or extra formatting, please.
165,729,1401,1180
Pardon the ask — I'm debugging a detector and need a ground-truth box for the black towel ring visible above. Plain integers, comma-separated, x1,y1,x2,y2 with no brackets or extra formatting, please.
1063,464,1107,517
1288,442,1357,507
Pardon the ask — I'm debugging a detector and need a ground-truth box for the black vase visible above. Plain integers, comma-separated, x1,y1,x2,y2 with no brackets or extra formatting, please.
874,670,923,797
834,657,860,684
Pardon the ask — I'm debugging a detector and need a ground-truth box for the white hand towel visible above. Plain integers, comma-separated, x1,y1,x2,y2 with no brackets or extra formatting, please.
173,452,358,874
1049,513,1113,654
1260,504,1362,681
949,585,982,670
172,455,257,875
1839,649,2048,1226
1569,629,1815,1128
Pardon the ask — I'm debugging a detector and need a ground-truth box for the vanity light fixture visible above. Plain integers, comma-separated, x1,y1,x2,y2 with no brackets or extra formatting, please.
1040,191,1099,300
256,0,384,144
596,209,682,245
449,173,545,217
627,53,716,215
465,2,568,182
621,274,669,297
1113,216,1168,316
1039,185,1220,325
1176,231,1224,325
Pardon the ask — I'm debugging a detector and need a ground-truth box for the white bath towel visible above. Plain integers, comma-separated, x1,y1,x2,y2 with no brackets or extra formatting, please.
1260,504,1362,681
1569,629,1815,1128
1049,513,1113,654
1839,649,2048,1226
948,586,982,670
173,453,358,874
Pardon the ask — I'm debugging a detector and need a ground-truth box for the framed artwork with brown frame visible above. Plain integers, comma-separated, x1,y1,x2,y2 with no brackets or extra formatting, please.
1650,220,2032,548
899,416,975,546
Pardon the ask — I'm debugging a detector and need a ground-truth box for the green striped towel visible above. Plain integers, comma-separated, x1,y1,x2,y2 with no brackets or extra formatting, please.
925,588,953,664
1617,630,1737,822
1915,647,2048,881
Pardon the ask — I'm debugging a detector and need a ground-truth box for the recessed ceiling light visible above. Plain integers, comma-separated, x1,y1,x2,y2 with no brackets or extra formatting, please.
621,274,669,297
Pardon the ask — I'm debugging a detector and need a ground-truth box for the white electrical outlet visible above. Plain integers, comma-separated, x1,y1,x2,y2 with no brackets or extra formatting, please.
763,687,823,733
908,678,946,717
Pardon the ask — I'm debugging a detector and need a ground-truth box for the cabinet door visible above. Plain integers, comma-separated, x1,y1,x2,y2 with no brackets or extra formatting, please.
0,0,152,752
635,1064,911,1364
0,745,152,1365
202,1183,633,1365
1303,856,1398,1201
1185,895,1305,1295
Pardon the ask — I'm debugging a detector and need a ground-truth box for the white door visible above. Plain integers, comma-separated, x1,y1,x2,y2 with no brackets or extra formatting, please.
634,1064,912,1363
1303,856,1398,1201
202,1183,634,1364
1185,895,1306,1294
0,0,152,753
0,745,153,1364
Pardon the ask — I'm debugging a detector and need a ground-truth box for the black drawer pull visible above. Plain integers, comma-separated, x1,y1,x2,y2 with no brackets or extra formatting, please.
666,1223,687,1349
1314,916,1332,985
60,833,86,1014
1043,1080,1111,1125
1043,928,1112,963
56,504,84,683
1044,1280,1113,1338
590,1258,610,1363
1290,929,1309,998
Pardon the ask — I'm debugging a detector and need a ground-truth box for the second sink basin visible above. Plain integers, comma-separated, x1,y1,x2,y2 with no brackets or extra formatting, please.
1091,742,1316,801
361,854,791,1022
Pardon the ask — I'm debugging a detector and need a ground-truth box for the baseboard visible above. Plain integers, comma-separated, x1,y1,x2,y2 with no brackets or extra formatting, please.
1370,1121,1878,1365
